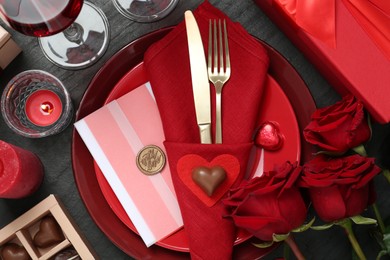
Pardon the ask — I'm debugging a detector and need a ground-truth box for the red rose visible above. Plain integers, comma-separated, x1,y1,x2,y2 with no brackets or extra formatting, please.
299,154,380,222
223,161,307,241
303,94,371,154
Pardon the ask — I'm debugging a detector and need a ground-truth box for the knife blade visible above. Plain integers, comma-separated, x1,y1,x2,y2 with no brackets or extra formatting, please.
184,10,212,144
252,148,264,178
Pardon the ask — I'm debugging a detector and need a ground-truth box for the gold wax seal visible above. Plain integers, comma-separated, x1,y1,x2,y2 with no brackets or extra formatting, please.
136,145,166,175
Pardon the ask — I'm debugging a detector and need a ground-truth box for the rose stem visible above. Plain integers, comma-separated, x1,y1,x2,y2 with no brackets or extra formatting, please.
284,234,305,260
372,203,385,234
382,169,390,185
283,240,290,259
341,218,366,260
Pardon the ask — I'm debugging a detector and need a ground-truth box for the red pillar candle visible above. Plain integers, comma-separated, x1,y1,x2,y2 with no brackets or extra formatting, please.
25,90,63,127
0,140,44,198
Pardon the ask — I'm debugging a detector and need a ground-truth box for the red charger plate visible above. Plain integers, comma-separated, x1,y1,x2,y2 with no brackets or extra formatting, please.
72,27,316,259
93,62,301,252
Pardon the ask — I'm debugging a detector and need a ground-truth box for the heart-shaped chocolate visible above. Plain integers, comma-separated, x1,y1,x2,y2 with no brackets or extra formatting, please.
33,216,65,248
1,243,30,260
255,121,284,151
192,166,227,196
178,154,240,206
53,247,80,260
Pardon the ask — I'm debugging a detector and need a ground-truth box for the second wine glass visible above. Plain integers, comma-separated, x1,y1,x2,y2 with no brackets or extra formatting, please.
0,0,110,70
113,0,179,22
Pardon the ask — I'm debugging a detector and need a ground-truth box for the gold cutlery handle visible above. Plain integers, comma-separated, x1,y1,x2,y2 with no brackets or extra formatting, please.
215,86,222,144
199,124,212,144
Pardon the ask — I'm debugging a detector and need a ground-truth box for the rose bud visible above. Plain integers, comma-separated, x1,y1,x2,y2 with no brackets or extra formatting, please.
298,154,380,222
303,94,371,154
223,161,307,241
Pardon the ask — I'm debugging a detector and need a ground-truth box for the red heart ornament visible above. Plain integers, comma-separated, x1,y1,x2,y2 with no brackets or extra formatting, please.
177,154,240,207
255,121,284,151
192,166,227,197
1,243,30,260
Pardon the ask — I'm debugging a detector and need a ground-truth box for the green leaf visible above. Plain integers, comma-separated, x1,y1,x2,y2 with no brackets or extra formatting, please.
292,217,316,233
382,169,390,185
352,144,367,157
314,150,345,157
252,241,274,249
273,233,290,242
383,232,390,254
310,223,334,231
334,218,349,226
371,229,386,249
376,250,388,260
350,215,377,225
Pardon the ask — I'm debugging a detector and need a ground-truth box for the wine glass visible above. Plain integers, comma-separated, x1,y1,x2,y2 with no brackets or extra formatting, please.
112,0,179,22
0,0,109,70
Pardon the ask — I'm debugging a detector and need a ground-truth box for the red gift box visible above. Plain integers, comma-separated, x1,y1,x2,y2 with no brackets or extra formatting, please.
254,0,390,124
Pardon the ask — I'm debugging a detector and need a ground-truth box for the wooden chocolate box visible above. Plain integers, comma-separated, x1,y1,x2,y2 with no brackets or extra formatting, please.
0,25,21,72
0,195,98,259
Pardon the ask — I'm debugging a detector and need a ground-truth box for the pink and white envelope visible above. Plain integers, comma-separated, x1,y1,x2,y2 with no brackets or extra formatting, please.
74,83,183,247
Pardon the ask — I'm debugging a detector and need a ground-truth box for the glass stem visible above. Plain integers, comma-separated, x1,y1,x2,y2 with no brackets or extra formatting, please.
63,23,84,45
135,0,154,3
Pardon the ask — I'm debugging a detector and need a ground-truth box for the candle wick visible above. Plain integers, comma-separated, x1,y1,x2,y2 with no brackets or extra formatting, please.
40,102,54,115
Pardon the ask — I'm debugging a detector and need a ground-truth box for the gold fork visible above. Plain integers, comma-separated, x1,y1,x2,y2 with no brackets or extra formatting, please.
208,19,231,144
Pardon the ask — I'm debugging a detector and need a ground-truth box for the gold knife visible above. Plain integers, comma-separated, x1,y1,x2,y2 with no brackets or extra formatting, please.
184,11,212,144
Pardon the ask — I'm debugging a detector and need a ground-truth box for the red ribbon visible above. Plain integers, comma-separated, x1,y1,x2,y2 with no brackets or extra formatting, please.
342,0,390,60
274,0,336,47
274,0,390,59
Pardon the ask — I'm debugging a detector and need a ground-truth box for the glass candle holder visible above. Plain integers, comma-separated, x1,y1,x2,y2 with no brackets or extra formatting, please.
1,70,73,138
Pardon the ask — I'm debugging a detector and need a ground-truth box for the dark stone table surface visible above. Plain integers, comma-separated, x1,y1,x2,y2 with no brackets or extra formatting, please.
1,1,390,259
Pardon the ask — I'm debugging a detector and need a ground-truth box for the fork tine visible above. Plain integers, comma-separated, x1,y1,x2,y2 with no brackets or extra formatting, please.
218,19,224,74
223,20,230,76
208,20,212,74
213,20,218,73
207,19,231,144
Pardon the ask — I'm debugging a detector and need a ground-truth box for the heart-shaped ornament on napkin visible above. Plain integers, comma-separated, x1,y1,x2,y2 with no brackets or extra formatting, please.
33,216,65,248
177,154,240,207
1,243,30,260
255,121,284,151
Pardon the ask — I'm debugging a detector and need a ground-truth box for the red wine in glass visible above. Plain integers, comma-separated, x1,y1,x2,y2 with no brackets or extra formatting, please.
0,0,109,69
0,0,82,37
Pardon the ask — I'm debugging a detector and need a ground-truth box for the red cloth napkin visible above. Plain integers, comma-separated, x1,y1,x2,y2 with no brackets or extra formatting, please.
144,1,269,259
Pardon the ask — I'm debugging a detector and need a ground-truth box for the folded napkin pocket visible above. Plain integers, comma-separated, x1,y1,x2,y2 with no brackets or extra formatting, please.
143,1,270,258
165,142,253,207
162,141,253,259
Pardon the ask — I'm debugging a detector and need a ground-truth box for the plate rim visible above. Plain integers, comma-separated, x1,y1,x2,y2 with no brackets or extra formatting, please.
72,26,316,259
